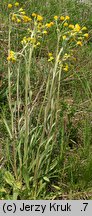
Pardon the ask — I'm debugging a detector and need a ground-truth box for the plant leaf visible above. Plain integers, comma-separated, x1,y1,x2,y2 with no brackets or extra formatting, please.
43,176,50,182
4,171,15,187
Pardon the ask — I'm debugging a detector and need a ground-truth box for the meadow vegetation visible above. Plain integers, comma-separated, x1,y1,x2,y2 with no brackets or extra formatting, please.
0,0,92,199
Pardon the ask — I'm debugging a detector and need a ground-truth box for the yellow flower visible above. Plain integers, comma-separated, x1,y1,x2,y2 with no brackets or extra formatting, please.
27,37,31,42
8,4,12,9
7,50,16,62
60,16,65,21
10,51,14,56
20,11,26,15
30,37,36,44
28,17,32,22
54,16,58,20
82,26,87,31
48,56,54,62
42,30,48,34
32,13,37,17
62,35,67,40
37,22,42,27
69,24,74,29
11,14,17,22
15,2,19,7
7,56,11,61
36,42,40,46
77,41,82,46
12,57,16,62
45,22,54,28
64,22,68,27
84,33,89,38
65,15,70,20
74,24,81,32
22,15,32,22
17,18,21,23
48,52,54,61
19,8,24,12
50,22,54,26
21,37,27,44
48,52,53,57
63,53,70,60
37,15,43,21
78,37,82,40
63,64,69,72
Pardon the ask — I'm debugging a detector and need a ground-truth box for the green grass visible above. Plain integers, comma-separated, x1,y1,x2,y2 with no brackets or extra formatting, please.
0,0,92,200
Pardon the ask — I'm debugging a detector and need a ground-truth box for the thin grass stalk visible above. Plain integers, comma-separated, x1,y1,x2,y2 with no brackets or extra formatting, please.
17,65,20,133
7,14,17,177
8,14,12,111
8,16,14,136
23,44,34,167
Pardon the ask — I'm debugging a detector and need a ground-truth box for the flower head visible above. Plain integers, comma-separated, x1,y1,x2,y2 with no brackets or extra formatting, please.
8,4,12,9
19,8,24,12
22,15,32,22
64,22,68,27
15,2,19,7
69,24,74,29
62,35,67,40
45,22,54,28
11,14,17,22
20,11,26,15
48,52,54,62
65,15,70,20
17,18,21,23
84,33,89,38
48,52,53,57
37,15,43,22
77,41,82,46
82,26,87,31
63,64,69,72
48,56,54,62
74,24,81,32
42,30,48,34
32,13,37,18
54,16,58,20
7,50,16,62
60,16,65,21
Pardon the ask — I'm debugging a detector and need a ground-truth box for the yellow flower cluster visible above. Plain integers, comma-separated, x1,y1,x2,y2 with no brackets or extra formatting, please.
8,2,19,9
48,53,54,62
22,15,32,23
21,35,41,48
11,13,32,24
60,19,88,47
8,3,32,24
37,15,43,22
21,36,36,45
59,15,70,21
7,51,16,62
11,13,21,23
7,8,89,72
31,13,43,22
45,22,54,28
74,24,81,32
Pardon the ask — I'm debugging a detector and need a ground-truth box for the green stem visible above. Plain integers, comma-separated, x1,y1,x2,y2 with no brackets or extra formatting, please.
24,45,34,167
